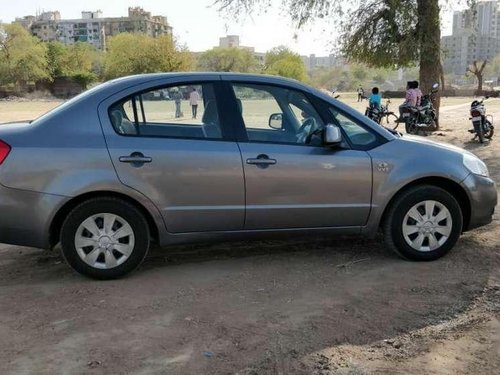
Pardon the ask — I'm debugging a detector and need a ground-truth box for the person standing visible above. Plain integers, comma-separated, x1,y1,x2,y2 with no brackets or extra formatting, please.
189,88,200,119
413,81,423,107
173,89,183,118
357,86,364,102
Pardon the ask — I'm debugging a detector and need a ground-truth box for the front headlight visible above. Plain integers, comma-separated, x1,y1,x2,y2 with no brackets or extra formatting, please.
463,154,489,177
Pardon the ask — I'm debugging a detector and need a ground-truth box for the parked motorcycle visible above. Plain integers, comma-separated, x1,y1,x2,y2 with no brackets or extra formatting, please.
365,99,398,125
365,102,380,123
398,83,439,134
469,97,494,143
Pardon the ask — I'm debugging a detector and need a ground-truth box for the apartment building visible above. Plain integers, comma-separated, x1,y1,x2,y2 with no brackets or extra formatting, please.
301,54,345,71
442,0,500,75
16,7,173,50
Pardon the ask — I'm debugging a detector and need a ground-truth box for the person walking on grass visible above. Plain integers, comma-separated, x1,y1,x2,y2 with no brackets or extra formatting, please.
357,86,364,102
173,88,183,118
189,88,200,119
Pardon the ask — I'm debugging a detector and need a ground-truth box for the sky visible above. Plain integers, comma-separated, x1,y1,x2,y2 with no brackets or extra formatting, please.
1,0,459,56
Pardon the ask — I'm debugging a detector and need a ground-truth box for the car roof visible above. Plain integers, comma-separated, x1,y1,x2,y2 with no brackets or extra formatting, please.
100,72,308,93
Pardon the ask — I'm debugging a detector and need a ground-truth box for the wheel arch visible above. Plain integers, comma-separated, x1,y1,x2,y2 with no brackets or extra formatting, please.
49,191,160,248
379,176,471,232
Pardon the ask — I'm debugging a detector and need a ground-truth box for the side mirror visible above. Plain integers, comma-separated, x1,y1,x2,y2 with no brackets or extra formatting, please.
323,124,342,145
269,113,283,130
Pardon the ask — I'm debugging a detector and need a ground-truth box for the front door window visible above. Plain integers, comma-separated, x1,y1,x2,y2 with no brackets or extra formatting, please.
231,83,325,146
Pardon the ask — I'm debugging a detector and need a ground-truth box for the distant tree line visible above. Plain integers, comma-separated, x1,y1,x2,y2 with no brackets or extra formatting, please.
0,23,194,91
0,23,309,94
197,45,307,81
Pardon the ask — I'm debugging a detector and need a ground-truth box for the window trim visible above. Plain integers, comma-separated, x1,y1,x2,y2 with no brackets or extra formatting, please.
107,81,233,141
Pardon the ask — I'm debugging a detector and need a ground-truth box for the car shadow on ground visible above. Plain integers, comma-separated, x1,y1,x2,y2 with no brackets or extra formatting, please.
0,235,388,285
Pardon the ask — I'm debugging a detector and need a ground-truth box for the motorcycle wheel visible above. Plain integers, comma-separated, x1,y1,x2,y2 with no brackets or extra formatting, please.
405,119,418,134
478,123,485,143
484,121,494,139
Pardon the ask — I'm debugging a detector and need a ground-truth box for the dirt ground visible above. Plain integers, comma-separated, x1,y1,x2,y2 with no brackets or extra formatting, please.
0,96,499,374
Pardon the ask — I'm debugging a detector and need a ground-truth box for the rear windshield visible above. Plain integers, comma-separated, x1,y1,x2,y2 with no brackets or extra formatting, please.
30,81,112,124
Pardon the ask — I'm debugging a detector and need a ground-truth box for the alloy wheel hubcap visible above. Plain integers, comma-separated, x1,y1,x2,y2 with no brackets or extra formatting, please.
75,213,135,269
402,200,452,252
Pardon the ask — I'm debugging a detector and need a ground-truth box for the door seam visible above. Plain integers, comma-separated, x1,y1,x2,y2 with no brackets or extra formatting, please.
236,141,248,229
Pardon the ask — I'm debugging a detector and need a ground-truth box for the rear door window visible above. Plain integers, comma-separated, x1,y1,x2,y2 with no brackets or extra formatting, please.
108,83,223,139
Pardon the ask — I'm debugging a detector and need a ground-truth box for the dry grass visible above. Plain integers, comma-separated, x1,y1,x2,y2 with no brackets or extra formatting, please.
2,94,500,131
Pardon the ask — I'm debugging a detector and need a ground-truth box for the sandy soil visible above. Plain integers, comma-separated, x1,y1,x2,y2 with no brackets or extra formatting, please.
0,96,498,374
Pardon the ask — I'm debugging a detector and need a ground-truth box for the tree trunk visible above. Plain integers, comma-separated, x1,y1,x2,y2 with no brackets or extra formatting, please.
417,0,441,129
477,74,483,91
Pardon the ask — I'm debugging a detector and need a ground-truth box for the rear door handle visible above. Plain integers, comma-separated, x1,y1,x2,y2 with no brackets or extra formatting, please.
246,158,277,165
119,152,152,164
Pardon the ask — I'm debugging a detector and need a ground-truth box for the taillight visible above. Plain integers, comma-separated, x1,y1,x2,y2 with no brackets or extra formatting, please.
0,140,11,165
471,111,481,117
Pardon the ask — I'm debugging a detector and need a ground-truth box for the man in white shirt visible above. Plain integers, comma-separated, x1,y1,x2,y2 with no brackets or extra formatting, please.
189,88,201,119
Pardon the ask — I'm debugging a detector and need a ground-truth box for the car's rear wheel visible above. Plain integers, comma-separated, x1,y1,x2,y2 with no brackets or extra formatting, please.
61,197,150,279
383,185,463,261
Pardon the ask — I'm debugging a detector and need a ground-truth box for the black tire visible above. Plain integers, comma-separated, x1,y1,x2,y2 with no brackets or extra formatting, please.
383,185,463,261
61,197,150,279
428,119,437,132
484,121,494,139
387,113,398,125
405,118,417,134
478,122,485,143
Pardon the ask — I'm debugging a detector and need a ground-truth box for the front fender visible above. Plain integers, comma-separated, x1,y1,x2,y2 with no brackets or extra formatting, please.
363,137,470,235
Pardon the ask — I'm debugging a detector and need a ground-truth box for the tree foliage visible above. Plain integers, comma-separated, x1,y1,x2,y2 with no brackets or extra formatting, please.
197,47,259,72
341,1,418,68
484,55,500,79
309,64,398,91
215,0,473,124
351,63,368,83
47,42,102,87
263,46,307,81
0,23,50,88
104,33,193,79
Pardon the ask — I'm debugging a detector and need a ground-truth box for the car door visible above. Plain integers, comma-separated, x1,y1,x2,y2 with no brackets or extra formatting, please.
99,79,245,233
225,81,373,230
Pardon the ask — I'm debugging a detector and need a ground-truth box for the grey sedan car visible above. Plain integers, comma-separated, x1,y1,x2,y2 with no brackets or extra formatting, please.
0,73,496,279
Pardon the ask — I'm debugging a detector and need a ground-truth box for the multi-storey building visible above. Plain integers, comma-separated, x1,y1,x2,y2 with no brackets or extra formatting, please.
217,35,265,65
219,35,241,49
16,7,173,50
442,0,500,75
301,54,345,71
215,35,343,71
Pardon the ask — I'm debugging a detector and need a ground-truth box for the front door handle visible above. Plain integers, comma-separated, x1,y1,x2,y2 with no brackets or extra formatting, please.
246,154,277,168
119,152,152,165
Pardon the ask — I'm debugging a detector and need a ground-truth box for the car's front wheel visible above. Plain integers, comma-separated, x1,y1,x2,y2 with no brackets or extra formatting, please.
61,197,150,279
383,185,463,261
